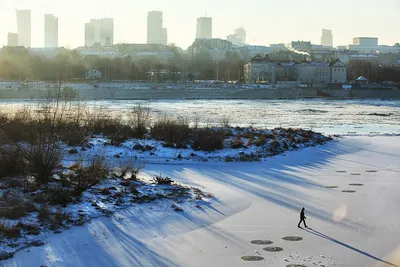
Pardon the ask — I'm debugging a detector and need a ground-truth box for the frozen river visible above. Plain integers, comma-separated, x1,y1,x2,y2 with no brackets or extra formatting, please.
0,99,399,135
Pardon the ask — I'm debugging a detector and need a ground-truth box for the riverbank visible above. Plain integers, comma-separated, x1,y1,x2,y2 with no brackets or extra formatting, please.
0,82,400,100
2,136,400,266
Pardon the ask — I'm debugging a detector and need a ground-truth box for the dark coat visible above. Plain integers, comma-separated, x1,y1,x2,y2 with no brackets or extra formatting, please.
300,209,306,219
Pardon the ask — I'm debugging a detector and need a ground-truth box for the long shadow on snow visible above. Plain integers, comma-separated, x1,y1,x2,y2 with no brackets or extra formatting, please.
304,228,399,267
160,139,371,232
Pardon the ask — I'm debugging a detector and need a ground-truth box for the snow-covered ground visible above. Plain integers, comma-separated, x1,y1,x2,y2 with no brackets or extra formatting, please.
1,136,399,267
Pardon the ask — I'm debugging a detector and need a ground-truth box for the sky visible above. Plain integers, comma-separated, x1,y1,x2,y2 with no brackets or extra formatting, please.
0,0,399,49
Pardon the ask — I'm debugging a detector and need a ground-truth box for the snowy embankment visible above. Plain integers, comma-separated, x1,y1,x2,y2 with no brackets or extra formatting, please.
2,136,400,267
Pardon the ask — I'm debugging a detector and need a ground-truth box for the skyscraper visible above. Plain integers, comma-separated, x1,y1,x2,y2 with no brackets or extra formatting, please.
321,29,333,47
85,18,114,46
101,18,114,46
147,11,167,45
227,27,246,46
16,9,31,47
234,28,246,44
196,17,212,39
45,14,58,47
7,33,18,46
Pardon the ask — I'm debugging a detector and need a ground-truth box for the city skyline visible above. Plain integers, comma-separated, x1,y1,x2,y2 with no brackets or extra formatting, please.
0,0,399,49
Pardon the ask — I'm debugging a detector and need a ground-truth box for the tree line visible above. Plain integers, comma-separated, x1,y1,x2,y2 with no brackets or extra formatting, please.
0,46,245,82
1,46,399,83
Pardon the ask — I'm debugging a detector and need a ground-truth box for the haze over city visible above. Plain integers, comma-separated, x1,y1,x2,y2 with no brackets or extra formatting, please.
0,0,399,48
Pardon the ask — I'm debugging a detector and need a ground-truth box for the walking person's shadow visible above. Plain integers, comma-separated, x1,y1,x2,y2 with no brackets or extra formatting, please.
303,228,399,267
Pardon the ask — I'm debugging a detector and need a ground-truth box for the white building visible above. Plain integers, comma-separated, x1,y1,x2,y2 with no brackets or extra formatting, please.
7,33,18,47
135,52,175,64
353,37,378,46
85,69,102,80
76,44,121,58
227,28,246,46
245,55,347,85
331,61,347,83
16,9,31,47
336,53,379,64
244,55,276,83
235,45,273,61
85,18,114,47
196,17,212,39
147,11,167,45
321,29,333,47
29,47,68,59
347,44,400,54
45,14,58,48
270,44,289,52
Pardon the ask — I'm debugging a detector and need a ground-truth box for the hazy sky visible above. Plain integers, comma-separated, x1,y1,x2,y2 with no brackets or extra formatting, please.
0,0,399,48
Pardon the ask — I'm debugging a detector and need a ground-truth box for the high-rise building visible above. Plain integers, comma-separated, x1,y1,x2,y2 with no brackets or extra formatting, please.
234,28,246,44
353,37,378,46
85,18,114,46
45,14,58,47
227,27,246,46
196,17,212,39
16,9,31,47
147,11,167,45
7,32,18,46
101,18,114,45
321,29,333,47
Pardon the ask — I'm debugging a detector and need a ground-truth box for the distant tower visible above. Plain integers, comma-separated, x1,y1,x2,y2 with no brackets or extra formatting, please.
16,9,31,47
196,17,212,39
147,11,167,45
7,33,18,46
85,18,114,46
101,18,114,46
321,29,333,47
45,14,58,47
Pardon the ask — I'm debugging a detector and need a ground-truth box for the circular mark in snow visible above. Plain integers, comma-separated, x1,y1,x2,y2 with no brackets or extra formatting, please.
342,190,356,193
286,265,307,267
325,186,339,189
350,173,361,176
335,171,347,173
263,246,283,252
366,170,377,173
241,256,264,261
282,236,303,241
349,183,364,186
251,240,273,245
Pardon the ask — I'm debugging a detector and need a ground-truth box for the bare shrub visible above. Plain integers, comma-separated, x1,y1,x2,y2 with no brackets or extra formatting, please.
37,204,51,222
67,155,109,194
24,87,81,185
25,143,63,185
16,221,41,235
52,208,70,228
220,115,231,128
270,140,281,150
150,116,192,144
0,108,36,143
154,174,173,185
191,128,224,151
47,184,74,206
115,156,144,180
247,137,254,147
0,143,26,178
129,104,151,138
230,138,244,149
255,135,267,147
0,206,26,220
0,221,21,239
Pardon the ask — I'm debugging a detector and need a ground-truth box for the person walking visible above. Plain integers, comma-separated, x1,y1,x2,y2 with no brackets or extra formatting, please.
298,207,308,228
